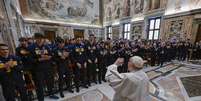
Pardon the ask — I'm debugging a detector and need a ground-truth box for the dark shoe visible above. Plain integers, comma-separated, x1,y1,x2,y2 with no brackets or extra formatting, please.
68,89,74,93
60,92,65,98
102,79,107,82
83,85,88,88
88,83,91,87
49,95,59,100
99,81,102,84
76,88,80,93
94,81,97,84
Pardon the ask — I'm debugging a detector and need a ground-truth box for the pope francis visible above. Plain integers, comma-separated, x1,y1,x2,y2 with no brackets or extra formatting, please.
105,56,150,101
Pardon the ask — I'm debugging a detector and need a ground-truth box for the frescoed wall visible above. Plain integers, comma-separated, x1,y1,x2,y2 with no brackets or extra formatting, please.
26,0,100,25
165,0,201,15
112,26,120,39
104,0,146,22
24,22,103,40
131,23,144,40
161,16,193,41
103,0,201,41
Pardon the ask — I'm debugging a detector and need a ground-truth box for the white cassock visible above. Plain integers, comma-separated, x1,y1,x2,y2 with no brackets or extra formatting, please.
105,64,150,101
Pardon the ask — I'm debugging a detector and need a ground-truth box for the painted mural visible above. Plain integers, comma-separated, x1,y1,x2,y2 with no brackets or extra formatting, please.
112,26,120,39
190,0,201,9
165,0,201,15
161,15,194,41
112,0,123,20
104,0,146,22
122,0,131,17
87,28,102,39
28,0,100,25
131,25,143,40
0,0,18,52
131,0,144,14
169,20,184,39
0,0,4,19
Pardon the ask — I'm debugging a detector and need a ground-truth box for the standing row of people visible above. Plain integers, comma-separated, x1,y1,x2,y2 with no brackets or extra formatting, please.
0,33,201,101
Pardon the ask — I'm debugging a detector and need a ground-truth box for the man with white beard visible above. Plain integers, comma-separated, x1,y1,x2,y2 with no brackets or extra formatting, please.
105,56,150,101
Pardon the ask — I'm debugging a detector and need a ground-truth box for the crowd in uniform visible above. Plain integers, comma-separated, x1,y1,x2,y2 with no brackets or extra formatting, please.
0,33,201,101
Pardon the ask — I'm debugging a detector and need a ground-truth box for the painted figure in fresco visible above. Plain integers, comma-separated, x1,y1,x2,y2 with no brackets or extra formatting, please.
123,0,130,17
115,3,121,19
107,7,112,21
148,0,160,10
85,0,94,8
125,0,131,16
67,7,87,17
170,20,183,40
68,0,95,17
132,25,142,39
133,0,144,14
175,0,181,10
191,0,201,7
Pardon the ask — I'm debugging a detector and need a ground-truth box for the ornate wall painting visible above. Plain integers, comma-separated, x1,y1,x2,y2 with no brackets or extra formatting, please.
175,0,181,10
112,0,123,20
165,0,195,15
132,0,144,15
104,0,123,21
0,0,5,19
88,29,103,39
88,29,99,36
103,0,112,22
104,0,146,23
106,7,112,21
190,0,201,9
27,0,100,25
59,26,74,38
122,0,131,17
112,26,120,39
147,0,160,11
169,20,184,39
131,25,143,40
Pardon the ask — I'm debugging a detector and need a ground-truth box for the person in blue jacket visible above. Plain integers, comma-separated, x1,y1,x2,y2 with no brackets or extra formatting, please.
28,33,59,101
0,43,28,101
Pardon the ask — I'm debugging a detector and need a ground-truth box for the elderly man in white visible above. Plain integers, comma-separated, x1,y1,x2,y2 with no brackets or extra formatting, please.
105,56,150,101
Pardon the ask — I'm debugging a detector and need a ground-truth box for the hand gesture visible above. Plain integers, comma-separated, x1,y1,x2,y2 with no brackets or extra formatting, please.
114,58,124,66
77,63,81,69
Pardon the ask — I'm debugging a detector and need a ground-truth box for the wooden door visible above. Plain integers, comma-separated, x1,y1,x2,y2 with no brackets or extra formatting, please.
74,29,84,38
44,31,56,41
196,24,201,42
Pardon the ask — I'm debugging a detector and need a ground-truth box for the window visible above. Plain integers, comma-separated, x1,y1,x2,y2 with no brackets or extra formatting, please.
148,17,161,40
106,26,112,39
123,23,131,40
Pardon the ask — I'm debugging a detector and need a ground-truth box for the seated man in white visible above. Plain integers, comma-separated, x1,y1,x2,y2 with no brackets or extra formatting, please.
105,56,150,101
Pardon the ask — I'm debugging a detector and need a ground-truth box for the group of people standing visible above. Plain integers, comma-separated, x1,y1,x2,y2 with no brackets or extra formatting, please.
0,32,200,101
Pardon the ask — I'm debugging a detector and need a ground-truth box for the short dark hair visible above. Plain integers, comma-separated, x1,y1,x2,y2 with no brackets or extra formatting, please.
0,44,8,50
0,43,8,47
19,37,27,42
89,34,95,37
34,33,45,39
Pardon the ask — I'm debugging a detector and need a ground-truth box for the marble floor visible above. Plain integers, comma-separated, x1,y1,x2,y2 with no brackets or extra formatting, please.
43,61,201,101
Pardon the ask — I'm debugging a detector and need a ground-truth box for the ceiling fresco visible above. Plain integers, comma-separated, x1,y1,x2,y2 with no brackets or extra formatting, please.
27,0,100,25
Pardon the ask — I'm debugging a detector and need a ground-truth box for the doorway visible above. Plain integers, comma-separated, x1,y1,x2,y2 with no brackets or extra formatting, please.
74,29,84,38
196,24,201,42
44,31,56,41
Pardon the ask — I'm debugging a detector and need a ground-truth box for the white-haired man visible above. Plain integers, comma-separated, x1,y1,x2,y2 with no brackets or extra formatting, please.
105,56,150,101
